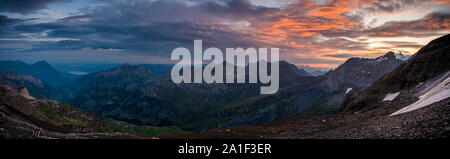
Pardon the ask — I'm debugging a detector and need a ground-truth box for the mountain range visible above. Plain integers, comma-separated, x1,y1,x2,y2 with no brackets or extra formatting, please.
63,61,313,130
0,52,407,131
0,60,67,85
164,34,450,139
297,65,328,76
1,34,448,138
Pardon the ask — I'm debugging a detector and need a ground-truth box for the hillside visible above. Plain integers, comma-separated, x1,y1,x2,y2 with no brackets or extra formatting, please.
341,34,450,113
0,84,182,138
0,72,65,101
64,61,312,130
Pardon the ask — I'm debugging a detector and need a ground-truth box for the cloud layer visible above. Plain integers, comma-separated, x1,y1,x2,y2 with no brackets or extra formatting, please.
0,0,449,68
0,0,70,14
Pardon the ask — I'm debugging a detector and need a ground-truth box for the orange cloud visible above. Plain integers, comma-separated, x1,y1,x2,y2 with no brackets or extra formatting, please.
434,0,450,6
245,0,449,69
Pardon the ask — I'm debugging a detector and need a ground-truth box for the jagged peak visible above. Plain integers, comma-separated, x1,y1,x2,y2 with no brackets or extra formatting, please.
383,51,395,58
33,60,50,65
395,52,410,61
379,51,411,61
31,60,54,68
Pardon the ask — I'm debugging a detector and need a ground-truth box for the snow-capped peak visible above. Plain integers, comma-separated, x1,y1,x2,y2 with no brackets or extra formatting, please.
395,52,409,61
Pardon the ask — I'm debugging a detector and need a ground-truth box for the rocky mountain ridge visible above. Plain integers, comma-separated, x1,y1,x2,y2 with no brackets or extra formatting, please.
0,60,67,85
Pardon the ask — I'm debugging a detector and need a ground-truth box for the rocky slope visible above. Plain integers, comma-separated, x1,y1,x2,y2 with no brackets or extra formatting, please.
321,51,405,92
0,84,182,138
162,34,450,139
341,34,450,113
308,51,406,111
163,94,448,139
0,72,65,101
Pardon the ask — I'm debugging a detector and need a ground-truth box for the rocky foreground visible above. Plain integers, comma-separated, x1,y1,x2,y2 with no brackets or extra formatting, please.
162,94,449,139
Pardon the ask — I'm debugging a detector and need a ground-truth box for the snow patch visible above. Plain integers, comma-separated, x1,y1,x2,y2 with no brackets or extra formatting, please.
376,57,387,63
395,53,409,61
415,82,424,88
391,76,450,116
383,92,400,101
345,88,352,94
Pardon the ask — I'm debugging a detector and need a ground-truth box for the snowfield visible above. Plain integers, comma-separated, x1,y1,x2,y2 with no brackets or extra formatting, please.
383,92,400,101
345,88,352,94
391,75,450,116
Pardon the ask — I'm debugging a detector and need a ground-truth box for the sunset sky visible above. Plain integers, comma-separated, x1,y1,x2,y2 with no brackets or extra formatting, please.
0,0,449,69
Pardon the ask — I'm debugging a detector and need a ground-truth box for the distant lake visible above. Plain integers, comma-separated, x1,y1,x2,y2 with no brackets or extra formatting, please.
69,71,89,75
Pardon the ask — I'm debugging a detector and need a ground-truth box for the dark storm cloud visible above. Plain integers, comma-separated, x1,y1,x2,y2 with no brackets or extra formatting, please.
17,20,264,55
83,0,277,24
0,0,70,14
28,40,85,51
5,0,276,55
0,15,38,39
0,15,38,26
0,15,23,25
15,23,67,33
199,0,279,21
